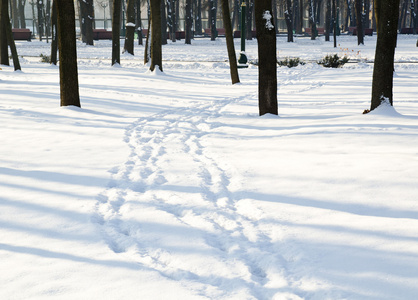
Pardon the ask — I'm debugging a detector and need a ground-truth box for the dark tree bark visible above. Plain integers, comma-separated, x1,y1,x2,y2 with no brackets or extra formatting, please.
170,0,176,42
309,0,317,40
0,0,9,66
355,0,364,44
56,0,80,107
285,0,294,42
18,0,26,29
3,2,21,70
195,0,202,34
325,0,331,40
79,0,94,45
370,0,400,111
246,0,254,40
161,0,167,45
185,0,192,44
50,0,58,65
209,0,217,40
150,0,162,71
11,0,19,28
294,0,302,33
37,0,44,40
144,12,151,63
255,0,278,116
124,0,135,54
332,0,337,47
136,0,143,45
112,0,122,65
220,0,239,84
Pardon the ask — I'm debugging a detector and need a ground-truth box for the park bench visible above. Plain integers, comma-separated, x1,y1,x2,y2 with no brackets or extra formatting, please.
349,27,373,36
92,29,112,40
400,28,417,34
12,28,32,41
204,28,226,37
304,27,325,36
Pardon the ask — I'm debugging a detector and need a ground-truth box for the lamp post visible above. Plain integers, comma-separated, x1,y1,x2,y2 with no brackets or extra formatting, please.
100,1,108,29
237,1,248,68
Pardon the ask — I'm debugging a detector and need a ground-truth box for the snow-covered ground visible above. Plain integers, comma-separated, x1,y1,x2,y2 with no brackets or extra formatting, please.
1,35,418,300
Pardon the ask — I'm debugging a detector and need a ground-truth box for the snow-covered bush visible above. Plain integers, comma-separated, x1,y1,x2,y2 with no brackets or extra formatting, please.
317,54,349,68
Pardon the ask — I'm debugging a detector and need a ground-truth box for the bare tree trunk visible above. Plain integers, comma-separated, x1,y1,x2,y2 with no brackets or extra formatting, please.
4,4,21,70
161,0,167,44
18,0,26,29
195,0,202,34
150,0,162,71
370,0,400,111
124,0,135,54
220,0,239,84
136,0,143,45
112,0,122,65
56,0,80,107
50,0,58,65
0,0,9,66
255,0,278,116
79,0,94,45
285,0,294,42
209,0,217,40
185,0,192,44
325,0,331,40
333,0,337,47
355,0,364,44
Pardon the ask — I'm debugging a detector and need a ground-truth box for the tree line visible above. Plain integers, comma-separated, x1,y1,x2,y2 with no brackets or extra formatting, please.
0,0,416,115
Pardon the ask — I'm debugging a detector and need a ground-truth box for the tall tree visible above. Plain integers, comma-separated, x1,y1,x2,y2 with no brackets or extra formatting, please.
370,0,400,111
195,0,202,34
18,0,26,29
150,0,162,71
355,0,364,44
136,0,143,45
325,0,331,40
79,0,94,45
209,0,217,40
56,0,80,107
0,0,9,66
11,0,19,28
112,0,122,65
285,0,294,42
185,0,192,44
1,0,21,70
161,0,167,45
309,0,317,39
220,0,239,84
246,0,254,40
124,0,136,54
50,0,58,65
37,0,44,40
255,0,278,116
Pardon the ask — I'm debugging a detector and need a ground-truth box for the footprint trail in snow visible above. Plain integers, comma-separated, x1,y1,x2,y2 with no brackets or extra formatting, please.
93,82,314,299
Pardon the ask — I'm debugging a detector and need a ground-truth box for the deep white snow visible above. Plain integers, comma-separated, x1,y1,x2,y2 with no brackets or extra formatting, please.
1,34,418,300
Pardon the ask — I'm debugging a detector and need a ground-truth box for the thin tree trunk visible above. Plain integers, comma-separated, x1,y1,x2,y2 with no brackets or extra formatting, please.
150,0,162,71
161,0,167,44
333,0,337,47
144,12,151,63
124,0,135,54
355,0,364,44
37,0,44,40
136,0,143,45
18,0,26,28
11,0,19,28
56,0,80,107
50,0,58,65
0,0,9,66
4,5,21,70
285,0,294,42
195,0,202,34
209,0,216,40
112,0,121,65
255,0,278,116
325,0,331,40
220,0,239,84
370,0,400,111
185,0,192,44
